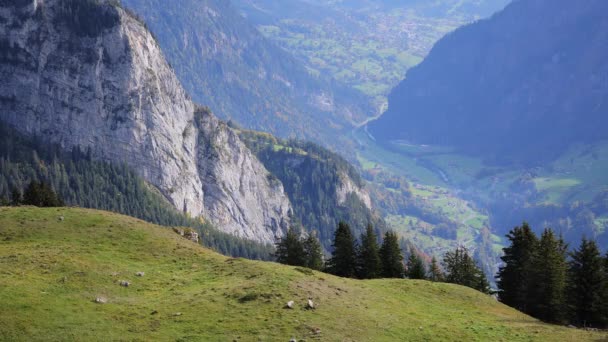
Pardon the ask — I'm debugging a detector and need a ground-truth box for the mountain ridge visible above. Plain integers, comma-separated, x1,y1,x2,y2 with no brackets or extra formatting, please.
0,0,291,243
369,0,608,163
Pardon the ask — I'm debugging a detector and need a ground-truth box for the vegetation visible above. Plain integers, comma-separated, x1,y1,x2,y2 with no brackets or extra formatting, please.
356,224,382,279
406,248,427,280
234,0,507,107
240,130,387,251
0,122,273,260
121,0,372,154
442,247,491,294
326,222,357,278
497,223,608,328
1,207,603,341
274,227,324,271
380,231,405,278
55,0,120,37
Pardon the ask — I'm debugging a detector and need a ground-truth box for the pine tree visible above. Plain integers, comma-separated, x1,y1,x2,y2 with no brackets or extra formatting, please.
567,238,606,328
380,231,404,278
406,248,426,280
303,232,324,271
327,221,357,277
10,187,22,206
530,229,568,323
428,256,444,282
274,227,306,267
443,246,489,293
603,252,608,327
22,181,63,207
496,222,539,313
357,224,381,279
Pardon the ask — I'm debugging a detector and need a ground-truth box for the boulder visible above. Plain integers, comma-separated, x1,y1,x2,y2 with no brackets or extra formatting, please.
94,297,107,304
286,301,294,309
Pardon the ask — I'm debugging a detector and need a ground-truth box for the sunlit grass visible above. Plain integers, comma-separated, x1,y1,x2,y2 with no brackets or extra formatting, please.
0,207,602,341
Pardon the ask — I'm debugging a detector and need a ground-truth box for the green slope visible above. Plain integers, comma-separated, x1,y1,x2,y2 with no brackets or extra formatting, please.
1,207,604,341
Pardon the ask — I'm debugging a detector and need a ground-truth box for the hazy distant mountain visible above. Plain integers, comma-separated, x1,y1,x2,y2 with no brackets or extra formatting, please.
369,0,608,163
121,0,373,148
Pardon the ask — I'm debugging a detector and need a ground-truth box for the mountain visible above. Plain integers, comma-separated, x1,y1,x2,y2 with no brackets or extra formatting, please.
120,0,373,149
0,0,291,243
1,206,602,341
238,129,386,249
369,0,608,163
233,0,509,108
0,121,275,259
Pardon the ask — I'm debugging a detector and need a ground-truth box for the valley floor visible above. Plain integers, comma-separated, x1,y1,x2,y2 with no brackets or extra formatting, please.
0,207,605,341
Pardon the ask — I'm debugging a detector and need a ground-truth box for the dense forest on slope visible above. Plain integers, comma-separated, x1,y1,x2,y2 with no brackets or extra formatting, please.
0,122,273,259
121,0,372,151
238,129,386,249
369,0,608,163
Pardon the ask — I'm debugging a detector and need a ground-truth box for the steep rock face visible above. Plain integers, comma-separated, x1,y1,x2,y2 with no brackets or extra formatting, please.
120,0,372,151
0,0,291,242
336,173,372,210
369,0,608,163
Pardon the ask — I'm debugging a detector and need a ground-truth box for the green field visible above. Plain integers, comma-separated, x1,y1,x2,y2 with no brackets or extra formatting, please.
1,207,603,341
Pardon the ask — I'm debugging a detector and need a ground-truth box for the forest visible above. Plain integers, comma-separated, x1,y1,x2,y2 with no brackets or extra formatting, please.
0,122,273,260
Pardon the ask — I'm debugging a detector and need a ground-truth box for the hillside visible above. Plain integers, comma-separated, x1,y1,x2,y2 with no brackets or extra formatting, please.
369,0,608,163
1,207,604,341
233,0,508,108
121,0,372,150
0,0,291,243
238,129,386,249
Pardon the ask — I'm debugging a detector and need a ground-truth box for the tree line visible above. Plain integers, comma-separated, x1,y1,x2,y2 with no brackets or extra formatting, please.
275,221,490,293
497,222,608,328
0,122,274,260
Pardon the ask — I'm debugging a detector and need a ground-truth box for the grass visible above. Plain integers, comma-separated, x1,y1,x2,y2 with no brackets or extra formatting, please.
1,207,605,341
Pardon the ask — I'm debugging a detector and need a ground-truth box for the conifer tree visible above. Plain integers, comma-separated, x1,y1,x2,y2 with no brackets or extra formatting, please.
327,221,357,277
428,256,444,282
566,238,606,328
496,222,539,312
380,231,404,278
443,246,490,293
406,248,426,280
10,187,22,206
357,224,381,279
275,227,306,267
303,232,324,271
530,229,568,323
22,181,63,207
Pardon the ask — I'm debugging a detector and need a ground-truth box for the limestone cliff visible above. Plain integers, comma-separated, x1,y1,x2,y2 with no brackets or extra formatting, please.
0,0,291,243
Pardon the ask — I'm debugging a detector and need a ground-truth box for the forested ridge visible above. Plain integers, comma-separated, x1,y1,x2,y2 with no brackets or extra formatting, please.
238,129,386,250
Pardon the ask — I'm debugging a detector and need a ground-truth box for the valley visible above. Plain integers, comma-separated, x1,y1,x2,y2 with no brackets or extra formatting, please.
1,0,608,336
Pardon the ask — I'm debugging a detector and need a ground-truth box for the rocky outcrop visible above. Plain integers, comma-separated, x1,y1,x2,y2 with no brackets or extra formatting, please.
0,0,291,243
336,173,372,210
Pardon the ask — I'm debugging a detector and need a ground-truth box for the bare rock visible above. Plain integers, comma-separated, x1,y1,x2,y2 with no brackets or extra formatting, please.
94,297,107,304
0,0,292,245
